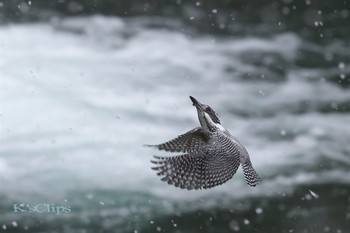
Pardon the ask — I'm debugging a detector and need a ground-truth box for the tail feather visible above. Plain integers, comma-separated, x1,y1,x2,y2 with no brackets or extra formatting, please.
242,160,261,187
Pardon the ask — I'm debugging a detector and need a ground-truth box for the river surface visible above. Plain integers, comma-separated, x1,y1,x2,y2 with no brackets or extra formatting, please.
0,10,349,233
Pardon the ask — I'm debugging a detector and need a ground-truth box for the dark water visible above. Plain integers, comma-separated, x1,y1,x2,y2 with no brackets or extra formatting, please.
1,184,349,233
0,1,350,233
2,0,350,40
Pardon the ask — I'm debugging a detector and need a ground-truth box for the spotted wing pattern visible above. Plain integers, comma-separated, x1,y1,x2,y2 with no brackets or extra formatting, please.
147,128,209,153
242,159,261,187
151,154,203,190
151,144,240,190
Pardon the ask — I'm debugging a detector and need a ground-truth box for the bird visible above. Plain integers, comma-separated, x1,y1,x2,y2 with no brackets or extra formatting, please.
147,96,261,190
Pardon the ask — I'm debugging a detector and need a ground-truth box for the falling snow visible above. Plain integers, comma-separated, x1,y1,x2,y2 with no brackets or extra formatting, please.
338,62,345,69
85,193,94,199
309,189,319,199
255,208,263,214
171,219,177,227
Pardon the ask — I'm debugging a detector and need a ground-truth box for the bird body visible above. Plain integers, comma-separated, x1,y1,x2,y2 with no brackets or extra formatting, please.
148,96,260,190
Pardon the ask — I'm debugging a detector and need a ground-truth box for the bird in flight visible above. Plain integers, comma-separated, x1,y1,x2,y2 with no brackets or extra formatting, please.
148,96,260,190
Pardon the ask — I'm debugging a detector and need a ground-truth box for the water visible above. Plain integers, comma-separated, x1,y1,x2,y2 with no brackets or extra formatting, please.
0,11,350,233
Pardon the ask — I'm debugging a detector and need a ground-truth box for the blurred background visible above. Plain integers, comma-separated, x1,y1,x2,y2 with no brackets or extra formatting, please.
0,0,350,232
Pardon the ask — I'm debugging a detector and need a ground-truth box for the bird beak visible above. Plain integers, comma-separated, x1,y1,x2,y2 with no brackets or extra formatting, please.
190,96,205,111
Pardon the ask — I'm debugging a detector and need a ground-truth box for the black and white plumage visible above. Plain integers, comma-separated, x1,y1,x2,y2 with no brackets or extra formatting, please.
148,96,261,190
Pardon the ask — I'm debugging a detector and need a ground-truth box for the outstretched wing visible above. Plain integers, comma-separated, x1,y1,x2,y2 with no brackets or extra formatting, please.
151,154,203,190
151,140,240,190
147,127,209,153
201,150,240,189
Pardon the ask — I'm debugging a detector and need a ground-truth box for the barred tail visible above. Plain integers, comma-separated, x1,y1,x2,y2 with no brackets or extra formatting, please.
242,160,261,187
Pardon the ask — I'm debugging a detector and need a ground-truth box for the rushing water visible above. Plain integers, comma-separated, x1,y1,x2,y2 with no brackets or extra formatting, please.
0,10,350,233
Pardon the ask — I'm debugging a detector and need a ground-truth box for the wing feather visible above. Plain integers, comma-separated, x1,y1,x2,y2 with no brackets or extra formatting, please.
151,154,203,190
151,139,240,190
147,127,209,153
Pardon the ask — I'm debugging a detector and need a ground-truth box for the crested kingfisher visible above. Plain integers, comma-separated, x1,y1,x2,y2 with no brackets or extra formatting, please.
148,96,261,190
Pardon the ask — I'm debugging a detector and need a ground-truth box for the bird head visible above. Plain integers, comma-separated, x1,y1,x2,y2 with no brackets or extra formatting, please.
190,96,224,132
